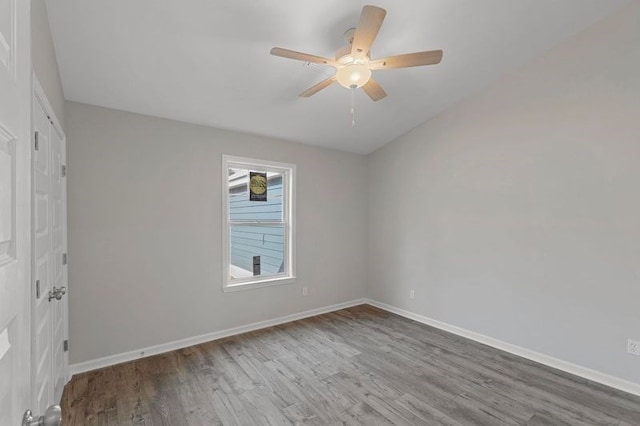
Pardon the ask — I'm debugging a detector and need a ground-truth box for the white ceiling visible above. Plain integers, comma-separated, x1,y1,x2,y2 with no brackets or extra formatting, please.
45,0,629,154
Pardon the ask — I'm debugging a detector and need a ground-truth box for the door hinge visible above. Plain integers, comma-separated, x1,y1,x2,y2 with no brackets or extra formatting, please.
62,253,67,265
61,165,66,177
36,280,41,299
63,340,69,352
34,131,39,151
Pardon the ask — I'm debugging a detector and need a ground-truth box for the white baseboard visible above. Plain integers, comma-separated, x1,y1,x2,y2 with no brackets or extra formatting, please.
366,299,640,398
69,297,640,398
69,298,367,376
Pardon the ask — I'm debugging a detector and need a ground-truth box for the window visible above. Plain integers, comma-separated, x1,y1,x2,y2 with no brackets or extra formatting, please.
222,155,296,291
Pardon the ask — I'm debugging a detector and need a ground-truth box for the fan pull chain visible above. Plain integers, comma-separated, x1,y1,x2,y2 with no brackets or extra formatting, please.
350,86,356,127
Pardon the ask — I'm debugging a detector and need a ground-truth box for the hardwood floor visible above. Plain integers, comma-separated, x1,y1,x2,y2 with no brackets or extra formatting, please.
61,305,640,425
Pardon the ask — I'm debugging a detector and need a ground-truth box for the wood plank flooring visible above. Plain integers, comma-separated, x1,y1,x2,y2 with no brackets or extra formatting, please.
61,305,640,425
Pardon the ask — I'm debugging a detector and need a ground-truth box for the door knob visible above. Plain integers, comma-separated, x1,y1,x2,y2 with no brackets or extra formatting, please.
48,286,66,302
22,405,62,426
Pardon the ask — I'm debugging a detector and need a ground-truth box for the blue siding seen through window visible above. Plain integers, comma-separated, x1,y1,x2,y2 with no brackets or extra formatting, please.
229,175,284,278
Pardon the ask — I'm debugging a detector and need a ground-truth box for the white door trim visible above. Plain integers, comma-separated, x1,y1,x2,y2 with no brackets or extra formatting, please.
33,76,64,139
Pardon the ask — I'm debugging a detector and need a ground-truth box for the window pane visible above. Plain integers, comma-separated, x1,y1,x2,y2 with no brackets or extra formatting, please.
223,156,295,290
229,224,285,281
228,168,283,222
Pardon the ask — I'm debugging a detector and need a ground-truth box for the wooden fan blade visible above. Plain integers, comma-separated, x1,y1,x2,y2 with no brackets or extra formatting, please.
351,5,387,60
369,50,443,70
299,76,337,97
362,78,387,101
270,47,338,67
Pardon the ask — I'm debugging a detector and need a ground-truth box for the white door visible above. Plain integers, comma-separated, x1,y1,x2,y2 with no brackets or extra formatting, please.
50,120,67,403
32,96,53,413
32,84,68,413
0,0,33,424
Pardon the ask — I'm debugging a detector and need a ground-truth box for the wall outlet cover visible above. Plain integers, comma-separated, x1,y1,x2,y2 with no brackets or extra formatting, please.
628,339,640,356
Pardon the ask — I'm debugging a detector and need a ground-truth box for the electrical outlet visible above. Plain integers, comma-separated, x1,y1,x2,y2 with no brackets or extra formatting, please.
409,290,415,300
302,287,308,296
628,339,640,356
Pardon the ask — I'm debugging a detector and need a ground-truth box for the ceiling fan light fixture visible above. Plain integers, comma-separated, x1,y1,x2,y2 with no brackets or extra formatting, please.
336,64,371,89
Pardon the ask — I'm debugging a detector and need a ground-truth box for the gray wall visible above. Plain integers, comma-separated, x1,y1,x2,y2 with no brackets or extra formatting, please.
31,0,65,128
65,101,368,364
368,2,640,384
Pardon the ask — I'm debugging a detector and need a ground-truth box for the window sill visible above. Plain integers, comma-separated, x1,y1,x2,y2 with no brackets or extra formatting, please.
223,275,296,293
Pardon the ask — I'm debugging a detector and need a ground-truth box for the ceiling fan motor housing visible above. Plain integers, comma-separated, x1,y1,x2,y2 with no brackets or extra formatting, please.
336,28,370,64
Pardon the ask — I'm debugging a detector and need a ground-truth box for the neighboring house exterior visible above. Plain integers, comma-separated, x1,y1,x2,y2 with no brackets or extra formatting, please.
228,171,285,279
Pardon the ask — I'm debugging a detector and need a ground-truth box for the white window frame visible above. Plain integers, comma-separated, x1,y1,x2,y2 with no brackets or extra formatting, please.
222,155,296,292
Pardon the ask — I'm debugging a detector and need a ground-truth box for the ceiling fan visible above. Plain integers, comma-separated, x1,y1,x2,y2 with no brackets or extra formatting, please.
270,5,443,102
